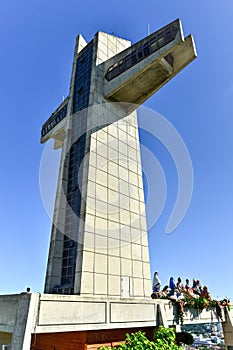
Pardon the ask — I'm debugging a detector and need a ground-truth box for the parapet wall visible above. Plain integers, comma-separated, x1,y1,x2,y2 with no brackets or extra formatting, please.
0,293,232,350
0,294,25,333
0,293,224,333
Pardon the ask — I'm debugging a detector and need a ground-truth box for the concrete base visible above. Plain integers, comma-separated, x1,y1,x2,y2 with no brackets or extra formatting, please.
0,293,231,350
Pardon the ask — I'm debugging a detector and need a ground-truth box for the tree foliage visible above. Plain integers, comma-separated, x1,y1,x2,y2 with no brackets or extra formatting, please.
98,327,182,350
153,327,180,350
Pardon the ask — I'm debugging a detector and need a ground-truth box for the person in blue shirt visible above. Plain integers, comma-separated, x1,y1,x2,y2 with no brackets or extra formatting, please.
168,276,177,297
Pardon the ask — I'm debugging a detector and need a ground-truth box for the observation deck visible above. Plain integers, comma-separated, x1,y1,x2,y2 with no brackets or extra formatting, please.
104,19,196,105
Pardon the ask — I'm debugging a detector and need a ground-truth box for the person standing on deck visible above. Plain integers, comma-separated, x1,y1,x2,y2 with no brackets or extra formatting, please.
152,271,161,292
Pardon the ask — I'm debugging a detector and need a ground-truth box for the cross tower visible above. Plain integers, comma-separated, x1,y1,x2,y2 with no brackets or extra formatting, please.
41,19,196,297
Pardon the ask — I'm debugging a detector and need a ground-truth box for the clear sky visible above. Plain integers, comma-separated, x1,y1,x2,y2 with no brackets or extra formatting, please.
0,0,233,300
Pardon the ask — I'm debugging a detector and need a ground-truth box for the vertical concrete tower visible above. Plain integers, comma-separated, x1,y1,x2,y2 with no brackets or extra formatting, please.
41,19,196,297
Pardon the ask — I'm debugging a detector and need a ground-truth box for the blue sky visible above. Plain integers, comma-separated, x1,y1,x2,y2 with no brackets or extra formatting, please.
0,0,233,300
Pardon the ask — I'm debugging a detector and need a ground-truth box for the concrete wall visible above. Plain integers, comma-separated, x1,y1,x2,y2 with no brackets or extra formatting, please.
0,294,23,333
0,293,232,349
0,293,39,350
223,308,233,348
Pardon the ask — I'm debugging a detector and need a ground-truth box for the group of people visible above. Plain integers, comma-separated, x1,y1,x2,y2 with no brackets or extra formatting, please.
151,271,211,300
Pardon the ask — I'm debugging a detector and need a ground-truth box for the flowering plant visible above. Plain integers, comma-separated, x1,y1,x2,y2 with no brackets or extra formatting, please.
175,300,185,325
220,298,231,310
174,297,231,324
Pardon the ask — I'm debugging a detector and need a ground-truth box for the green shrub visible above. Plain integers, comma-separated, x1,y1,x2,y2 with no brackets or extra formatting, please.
153,326,180,350
117,331,156,349
98,327,183,350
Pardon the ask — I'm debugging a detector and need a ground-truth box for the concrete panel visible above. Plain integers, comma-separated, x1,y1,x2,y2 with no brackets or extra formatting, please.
39,301,106,325
0,294,21,332
110,302,156,323
199,308,219,320
183,308,199,321
158,301,177,323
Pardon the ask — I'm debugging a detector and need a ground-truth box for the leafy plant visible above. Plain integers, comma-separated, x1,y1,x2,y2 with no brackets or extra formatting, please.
175,301,184,325
220,298,232,311
98,331,156,350
214,300,223,321
153,326,180,350
120,331,156,349
183,297,207,311
171,296,232,323
98,327,182,350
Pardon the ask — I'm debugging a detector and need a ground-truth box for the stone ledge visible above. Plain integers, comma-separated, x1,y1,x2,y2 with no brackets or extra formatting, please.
0,293,228,337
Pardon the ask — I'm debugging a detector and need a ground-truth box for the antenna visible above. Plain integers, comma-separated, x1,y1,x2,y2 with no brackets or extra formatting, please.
147,24,150,36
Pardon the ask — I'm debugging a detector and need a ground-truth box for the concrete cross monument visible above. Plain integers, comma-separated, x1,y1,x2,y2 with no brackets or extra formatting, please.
2,19,233,350
41,19,196,298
